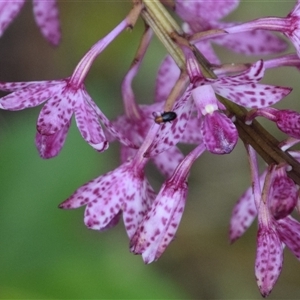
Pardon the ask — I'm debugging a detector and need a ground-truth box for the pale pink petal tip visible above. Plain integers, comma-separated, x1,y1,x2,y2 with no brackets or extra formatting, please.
33,0,61,45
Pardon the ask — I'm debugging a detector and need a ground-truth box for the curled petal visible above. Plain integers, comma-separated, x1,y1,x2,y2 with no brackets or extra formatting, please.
255,226,283,298
35,119,71,159
86,96,139,149
74,92,108,152
32,0,61,45
131,181,188,264
201,111,238,154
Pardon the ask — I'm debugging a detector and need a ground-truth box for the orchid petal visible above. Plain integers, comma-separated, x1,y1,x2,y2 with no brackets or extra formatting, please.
216,30,287,55
180,114,203,144
131,180,188,263
37,86,75,135
60,161,155,239
86,96,139,149
175,0,239,30
214,60,265,85
201,111,238,154
35,119,71,159
152,146,184,178
146,87,193,156
275,109,300,139
0,1,25,37
255,225,283,298
155,56,180,103
74,91,108,152
270,175,298,220
229,172,266,243
32,0,61,45
277,216,300,260
214,83,292,109
0,81,62,110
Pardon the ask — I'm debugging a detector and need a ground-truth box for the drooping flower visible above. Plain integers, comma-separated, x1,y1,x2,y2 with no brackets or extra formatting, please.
231,147,300,296
59,124,159,239
229,163,298,243
0,0,61,45
130,143,206,263
0,18,136,158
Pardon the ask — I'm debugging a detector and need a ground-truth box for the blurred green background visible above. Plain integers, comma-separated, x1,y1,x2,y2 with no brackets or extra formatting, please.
0,1,300,299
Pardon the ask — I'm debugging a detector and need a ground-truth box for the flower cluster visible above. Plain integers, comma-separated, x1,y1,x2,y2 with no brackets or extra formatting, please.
2,0,300,297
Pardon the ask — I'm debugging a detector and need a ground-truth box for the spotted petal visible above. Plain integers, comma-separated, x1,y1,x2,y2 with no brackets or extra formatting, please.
216,30,287,55
0,80,63,110
152,146,184,178
131,179,188,263
0,1,25,37
37,85,75,135
275,109,300,138
155,56,180,102
175,0,239,30
35,119,71,159
229,172,266,243
86,96,139,149
74,90,108,152
201,111,238,154
276,216,300,260
33,0,61,46
255,224,283,297
214,83,292,109
214,60,265,85
269,175,298,220
60,161,155,239
180,114,203,144
146,86,193,156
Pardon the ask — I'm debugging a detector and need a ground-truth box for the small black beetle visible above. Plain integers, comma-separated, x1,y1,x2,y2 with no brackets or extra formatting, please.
154,111,177,124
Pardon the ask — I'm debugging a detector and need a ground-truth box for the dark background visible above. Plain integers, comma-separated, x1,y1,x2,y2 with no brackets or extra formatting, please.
0,1,299,298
